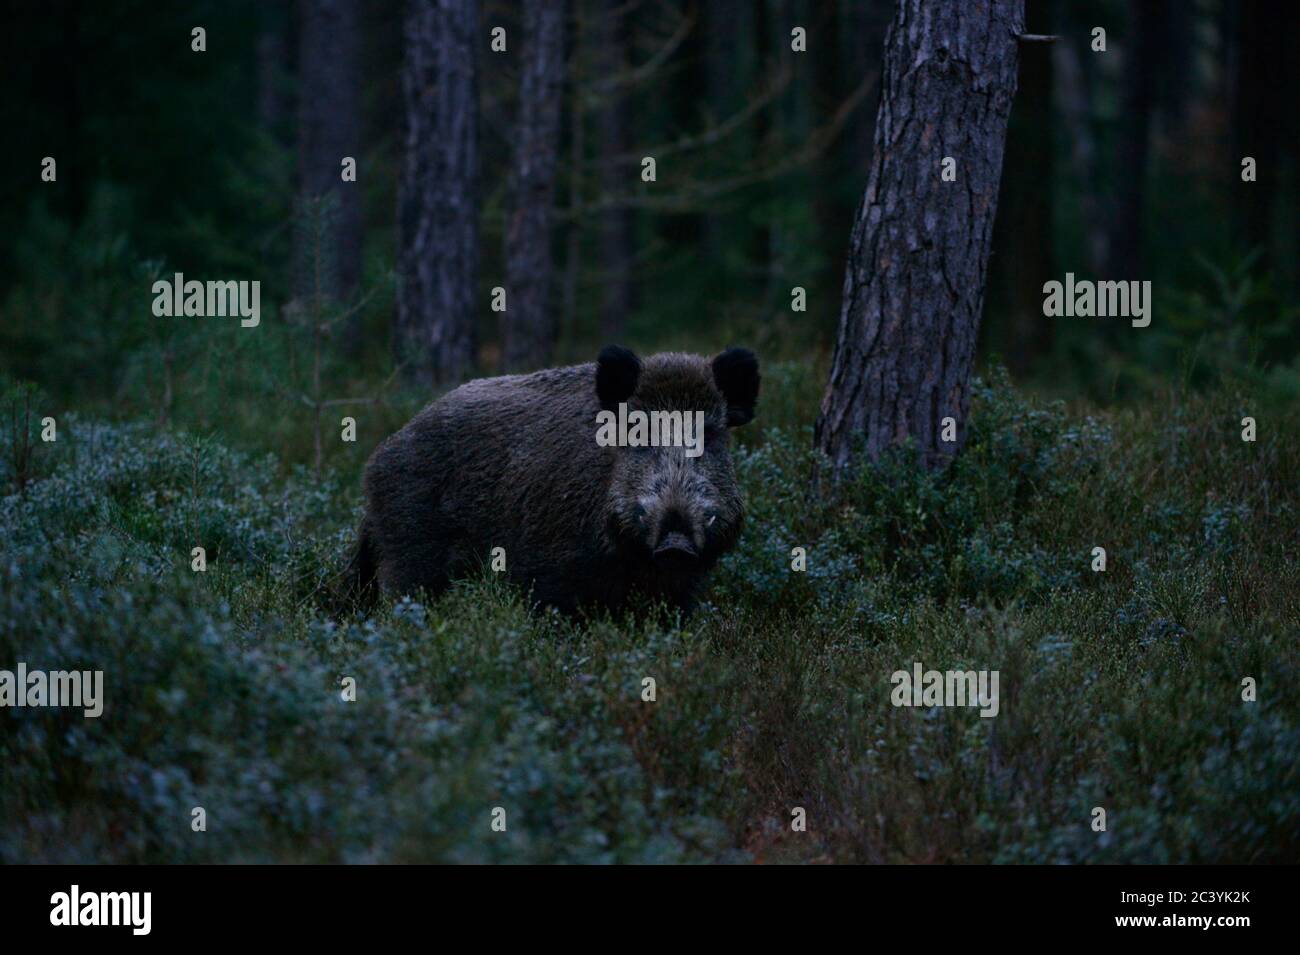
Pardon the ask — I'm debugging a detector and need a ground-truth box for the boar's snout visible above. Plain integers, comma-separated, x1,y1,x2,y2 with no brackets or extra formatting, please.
652,509,700,565
654,530,699,563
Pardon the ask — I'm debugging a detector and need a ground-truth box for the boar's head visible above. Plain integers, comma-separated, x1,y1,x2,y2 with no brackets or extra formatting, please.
595,345,759,572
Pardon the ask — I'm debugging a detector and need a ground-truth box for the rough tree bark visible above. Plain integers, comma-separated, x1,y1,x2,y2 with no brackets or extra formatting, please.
398,0,480,385
296,0,363,301
502,0,566,372
816,0,1023,474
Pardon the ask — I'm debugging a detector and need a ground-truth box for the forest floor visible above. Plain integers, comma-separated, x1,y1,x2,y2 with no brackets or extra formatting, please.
2,362,1297,862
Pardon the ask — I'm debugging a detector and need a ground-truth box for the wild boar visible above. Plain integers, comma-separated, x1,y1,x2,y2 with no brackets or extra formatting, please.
353,345,759,615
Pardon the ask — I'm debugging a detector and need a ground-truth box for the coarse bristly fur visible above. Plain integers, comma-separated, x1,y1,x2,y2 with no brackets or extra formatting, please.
352,346,760,616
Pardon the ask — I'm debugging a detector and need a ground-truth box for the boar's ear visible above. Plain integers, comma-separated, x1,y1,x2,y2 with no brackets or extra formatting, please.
595,345,641,410
712,347,760,427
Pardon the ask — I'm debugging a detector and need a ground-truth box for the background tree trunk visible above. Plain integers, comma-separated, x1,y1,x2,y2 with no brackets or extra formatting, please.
1231,0,1298,293
560,0,585,354
1052,2,1106,275
1107,0,1159,280
296,0,363,302
816,0,1023,473
748,0,773,293
257,6,291,139
397,0,480,386
843,0,892,169
988,0,1054,376
502,0,566,372
701,0,740,265
818,0,889,307
596,0,634,340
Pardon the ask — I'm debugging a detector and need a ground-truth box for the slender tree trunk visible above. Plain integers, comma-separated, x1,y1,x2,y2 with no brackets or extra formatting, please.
701,0,739,263
257,7,291,137
397,0,480,385
1232,0,1296,291
989,0,1054,376
816,0,1023,473
815,0,885,305
561,1,584,355
825,0,891,315
749,0,773,289
1158,0,1193,135
597,0,634,340
1107,0,1159,280
843,0,892,167
296,0,363,301
502,0,566,372
57,0,85,222
770,0,809,299
1052,4,1106,275
812,0,844,293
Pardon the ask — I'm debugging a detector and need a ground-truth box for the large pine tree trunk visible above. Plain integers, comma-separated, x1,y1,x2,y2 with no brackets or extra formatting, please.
502,0,566,372
296,0,363,301
816,0,1023,473
398,0,480,385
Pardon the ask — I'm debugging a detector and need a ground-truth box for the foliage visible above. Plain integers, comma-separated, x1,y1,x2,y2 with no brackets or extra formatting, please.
3,367,1295,863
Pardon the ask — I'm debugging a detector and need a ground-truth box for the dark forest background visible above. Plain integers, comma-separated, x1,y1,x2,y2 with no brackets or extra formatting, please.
2,0,1297,465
